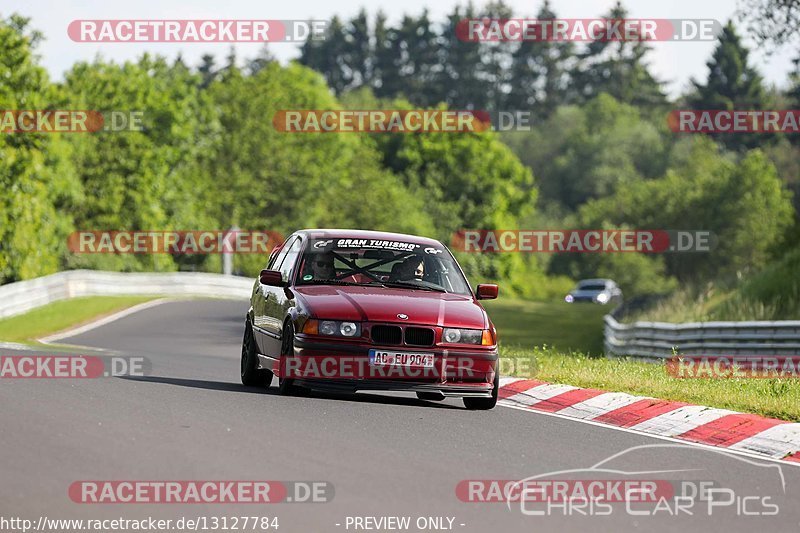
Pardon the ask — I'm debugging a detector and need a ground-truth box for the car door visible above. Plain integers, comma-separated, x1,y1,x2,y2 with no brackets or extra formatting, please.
260,235,304,357
252,236,291,355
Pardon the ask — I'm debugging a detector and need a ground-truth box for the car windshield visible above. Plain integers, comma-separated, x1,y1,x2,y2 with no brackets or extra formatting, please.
577,283,608,291
296,238,472,295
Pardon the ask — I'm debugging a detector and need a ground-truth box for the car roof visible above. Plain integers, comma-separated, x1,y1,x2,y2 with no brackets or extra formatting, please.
294,229,443,248
577,278,614,285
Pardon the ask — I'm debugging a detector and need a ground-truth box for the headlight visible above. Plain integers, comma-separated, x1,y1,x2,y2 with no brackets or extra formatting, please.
443,328,461,343
565,295,574,303
595,293,609,303
340,322,358,337
312,320,361,337
442,328,484,345
319,320,338,335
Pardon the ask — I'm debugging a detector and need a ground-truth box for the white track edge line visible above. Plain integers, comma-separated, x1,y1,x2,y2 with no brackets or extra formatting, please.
38,298,175,344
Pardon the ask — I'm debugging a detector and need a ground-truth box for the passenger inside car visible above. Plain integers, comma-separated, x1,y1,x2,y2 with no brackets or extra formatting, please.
389,256,424,282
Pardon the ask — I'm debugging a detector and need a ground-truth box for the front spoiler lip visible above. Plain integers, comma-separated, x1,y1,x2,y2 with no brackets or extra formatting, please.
293,379,494,398
277,336,497,392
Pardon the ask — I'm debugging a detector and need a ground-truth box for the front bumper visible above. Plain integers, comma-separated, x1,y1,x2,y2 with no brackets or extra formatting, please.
278,335,498,397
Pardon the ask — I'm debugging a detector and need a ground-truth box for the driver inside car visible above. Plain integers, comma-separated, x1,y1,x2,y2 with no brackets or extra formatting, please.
310,252,336,281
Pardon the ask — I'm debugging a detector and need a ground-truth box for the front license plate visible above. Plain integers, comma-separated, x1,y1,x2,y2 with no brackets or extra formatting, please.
369,349,434,368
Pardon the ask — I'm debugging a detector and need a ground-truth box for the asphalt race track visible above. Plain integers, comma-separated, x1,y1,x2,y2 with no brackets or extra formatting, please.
2,299,799,533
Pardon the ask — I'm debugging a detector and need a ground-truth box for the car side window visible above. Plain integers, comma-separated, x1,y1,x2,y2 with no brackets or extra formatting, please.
277,237,303,283
268,238,293,270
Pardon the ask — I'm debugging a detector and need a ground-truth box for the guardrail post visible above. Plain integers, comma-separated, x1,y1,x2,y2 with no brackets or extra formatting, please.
222,226,240,276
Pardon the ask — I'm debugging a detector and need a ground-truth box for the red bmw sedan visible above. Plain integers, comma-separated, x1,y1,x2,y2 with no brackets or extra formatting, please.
240,229,500,409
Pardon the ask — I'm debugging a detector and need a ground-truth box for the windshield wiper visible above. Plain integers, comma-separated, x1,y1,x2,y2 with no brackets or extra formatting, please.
304,280,446,293
305,279,360,286
379,281,447,293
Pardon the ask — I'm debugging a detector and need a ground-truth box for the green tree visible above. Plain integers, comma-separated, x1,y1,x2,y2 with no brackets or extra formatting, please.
342,10,372,88
507,0,575,118
569,2,666,110
689,21,768,151
437,4,490,109
61,55,219,272
299,16,351,94
0,15,79,282
738,0,800,48
502,93,668,210
396,11,443,106
479,1,515,111
374,106,536,236
247,45,275,76
578,138,794,282
201,63,435,275
372,11,401,99
197,54,218,89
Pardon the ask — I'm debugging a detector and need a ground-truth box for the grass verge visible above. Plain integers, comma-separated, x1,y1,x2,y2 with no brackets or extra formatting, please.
487,297,800,421
483,298,608,355
0,296,159,344
629,248,800,322
501,346,800,422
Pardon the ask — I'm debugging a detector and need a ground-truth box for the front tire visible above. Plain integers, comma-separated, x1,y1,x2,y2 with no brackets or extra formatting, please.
241,319,273,387
278,323,302,396
463,371,499,410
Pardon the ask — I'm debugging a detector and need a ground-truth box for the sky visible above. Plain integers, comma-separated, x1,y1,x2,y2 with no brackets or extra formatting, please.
5,0,797,99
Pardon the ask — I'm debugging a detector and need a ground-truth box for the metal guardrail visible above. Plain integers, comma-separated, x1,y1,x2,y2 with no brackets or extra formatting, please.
7,271,798,359
604,314,800,359
0,270,253,319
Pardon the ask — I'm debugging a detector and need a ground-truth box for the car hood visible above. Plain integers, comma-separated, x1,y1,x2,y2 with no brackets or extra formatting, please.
294,285,487,329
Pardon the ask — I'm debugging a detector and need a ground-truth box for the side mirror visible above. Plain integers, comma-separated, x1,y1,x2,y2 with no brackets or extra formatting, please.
476,284,498,300
259,269,284,287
